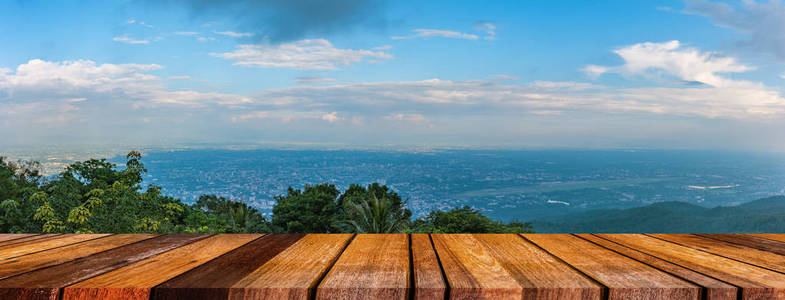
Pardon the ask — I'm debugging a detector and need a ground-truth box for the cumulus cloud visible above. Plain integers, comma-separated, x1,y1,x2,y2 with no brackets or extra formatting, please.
214,31,254,38
392,29,479,40
684,0,785,60
212,39,392,70
584,40,753,87
112,36,150,45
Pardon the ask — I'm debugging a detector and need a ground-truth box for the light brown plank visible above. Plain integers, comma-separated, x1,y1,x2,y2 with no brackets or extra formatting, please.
749,234,785,244
0,234,57,247
0,234,207,300
0,234,110,260
62,234,260,300
475,234,602,300
698,234,785,256
228,234,354,300
651,234,785,274
599,234,785,299
432,234,522,299
0,234,157,280
0,234,37,244
577,234,737,300
317,234,410,300
523,234,699,300
411,234,446,300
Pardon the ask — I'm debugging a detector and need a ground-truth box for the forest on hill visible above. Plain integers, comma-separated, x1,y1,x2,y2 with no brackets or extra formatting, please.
0,151,531,234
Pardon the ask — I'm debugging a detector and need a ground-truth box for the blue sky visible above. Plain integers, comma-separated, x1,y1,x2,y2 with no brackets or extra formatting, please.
1,0,784,151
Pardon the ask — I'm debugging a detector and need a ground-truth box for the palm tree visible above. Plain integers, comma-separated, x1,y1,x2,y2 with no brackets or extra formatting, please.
341,194,408,233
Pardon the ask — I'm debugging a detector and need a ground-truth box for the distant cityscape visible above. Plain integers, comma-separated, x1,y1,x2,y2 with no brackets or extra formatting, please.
4,147,785,221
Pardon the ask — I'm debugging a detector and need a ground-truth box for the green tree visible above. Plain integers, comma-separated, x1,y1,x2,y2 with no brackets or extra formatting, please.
337,183,411,233
271,184,340,233
193,194,271,233
412,206,534,233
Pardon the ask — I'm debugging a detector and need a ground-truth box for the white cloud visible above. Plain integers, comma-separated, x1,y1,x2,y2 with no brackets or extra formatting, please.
385,113,428,123
684,0,785,60
392,29,479,40
321,112,342,123
473,22,497,40
295,76,336,84
214,31,254,38
113,36,150,45
372,45,393,50
585,40,753,87
781,73,785,80
212,39,392,70
197,36,216,42
174,31,199,36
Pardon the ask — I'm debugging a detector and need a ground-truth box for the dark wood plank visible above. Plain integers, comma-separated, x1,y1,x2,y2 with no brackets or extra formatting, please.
153,234,304,300
0,234,110,260
599,234,785,299
227,234,353,300
0,234,208,300
577,234,737,300
0,234,157,280
475,234,602,300
411,234,446,300
749,234,785,244
62,234,261,300
651,234,785,274
432,234,523,299
523,234,699,300
698,234,785,256
317,234,410,300
0,234,37,244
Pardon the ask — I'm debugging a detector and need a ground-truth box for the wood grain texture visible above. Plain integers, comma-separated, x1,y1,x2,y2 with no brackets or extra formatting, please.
0,234,57,247
651,234,785,273
410,234,446,300
0,234,37,244
523,234,699,300
0,234,157,280
228,234,354,300
598,234,785,299
749,234,785,244
577,234,737,300
62,234,261,300
0,234,110,260
0,234,208,300
153,234,304,300
317,234,410,300
698,234,785,256
474,234,602,300
432,234,522,300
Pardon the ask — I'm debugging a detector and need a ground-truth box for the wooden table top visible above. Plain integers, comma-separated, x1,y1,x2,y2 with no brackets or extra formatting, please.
0,233,784,300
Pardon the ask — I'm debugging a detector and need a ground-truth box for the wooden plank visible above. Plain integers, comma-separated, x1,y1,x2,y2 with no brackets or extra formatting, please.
62,234,261,300
598,234,785,299
698,234,785,256
316,234,410,300
749,234,785,244
523,234,699,300
0,234,208,300
0,234,110,260
432,234,522,299
0,234,37,244
228,234,354,300
411,234,446,300
651,234,785,274
577,234,737,300
0,234,157,280
0,234,57,247
154,234,304,300
474,234,602,300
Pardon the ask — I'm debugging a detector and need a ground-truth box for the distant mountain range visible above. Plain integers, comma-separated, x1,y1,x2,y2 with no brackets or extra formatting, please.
534,196,785,233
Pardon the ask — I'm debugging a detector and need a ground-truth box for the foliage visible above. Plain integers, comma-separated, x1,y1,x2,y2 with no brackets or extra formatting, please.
0,152,533,234
411,206,534,233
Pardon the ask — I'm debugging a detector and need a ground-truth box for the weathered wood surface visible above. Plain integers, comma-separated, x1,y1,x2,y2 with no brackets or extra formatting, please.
317,234,410,300
0,234,783,300
598,234,785,299
0,234,37,244
523,234,700,300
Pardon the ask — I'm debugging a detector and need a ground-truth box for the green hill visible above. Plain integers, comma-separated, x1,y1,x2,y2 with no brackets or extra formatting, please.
533,196,785,233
